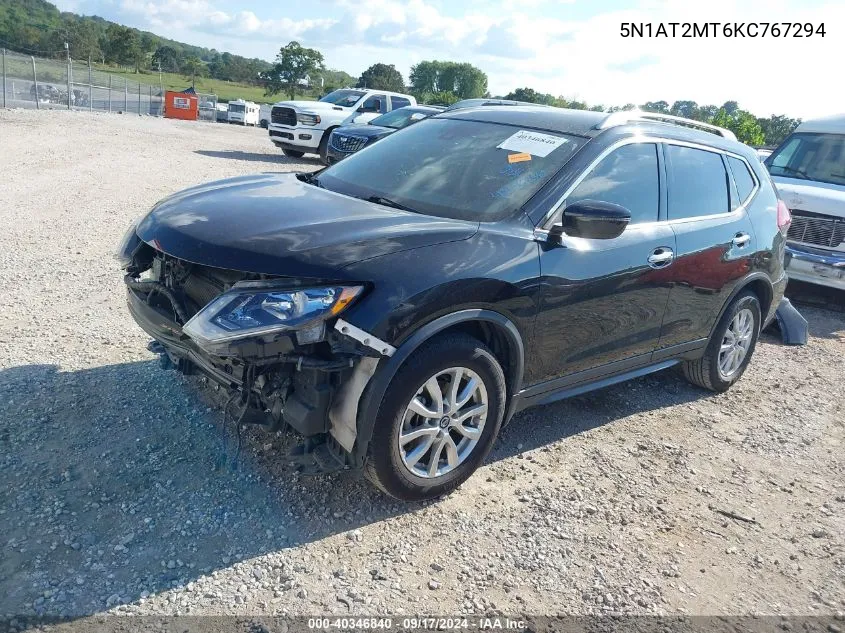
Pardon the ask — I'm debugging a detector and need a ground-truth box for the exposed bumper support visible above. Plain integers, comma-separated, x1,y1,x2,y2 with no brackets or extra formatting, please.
785,243,845,290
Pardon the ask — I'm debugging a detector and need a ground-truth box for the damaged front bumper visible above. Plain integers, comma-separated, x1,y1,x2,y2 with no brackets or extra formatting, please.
125,285,392,470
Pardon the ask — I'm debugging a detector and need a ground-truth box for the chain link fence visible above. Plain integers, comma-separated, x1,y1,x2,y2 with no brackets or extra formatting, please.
2,49,216,120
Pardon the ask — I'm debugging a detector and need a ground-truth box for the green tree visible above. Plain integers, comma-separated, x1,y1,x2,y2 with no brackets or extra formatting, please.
642,100,669,113
711,108,765,145
182,56,207,89
409,61,442,94
669,100,698,119
758,114,801,146
409,61,487,99
504,87,541,103
260,41,325,99
356,63,405,92
103,24,139,66
152,45,183,73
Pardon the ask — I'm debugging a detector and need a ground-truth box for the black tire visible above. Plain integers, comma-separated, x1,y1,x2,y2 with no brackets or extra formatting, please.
682,291,761,392
282,149,305,158
318,130,332,165
364,333,506,501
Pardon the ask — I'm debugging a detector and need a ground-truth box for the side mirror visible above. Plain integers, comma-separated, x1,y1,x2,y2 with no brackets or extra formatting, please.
551,199,631,241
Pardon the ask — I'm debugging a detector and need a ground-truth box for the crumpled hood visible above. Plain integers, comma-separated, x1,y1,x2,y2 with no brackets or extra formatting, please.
772,177,845,219
136,173,478,278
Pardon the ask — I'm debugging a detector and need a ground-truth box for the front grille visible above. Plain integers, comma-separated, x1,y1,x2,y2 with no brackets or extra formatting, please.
787,210,845,249
270,130,294,140
271,106,296,126
330,133,367,154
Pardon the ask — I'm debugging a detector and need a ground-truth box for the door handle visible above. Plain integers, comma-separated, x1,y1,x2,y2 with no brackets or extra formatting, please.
647,247,674,268
732,232,751,247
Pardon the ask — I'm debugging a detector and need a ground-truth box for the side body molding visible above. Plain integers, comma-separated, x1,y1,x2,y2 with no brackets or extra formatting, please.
351,309,526,466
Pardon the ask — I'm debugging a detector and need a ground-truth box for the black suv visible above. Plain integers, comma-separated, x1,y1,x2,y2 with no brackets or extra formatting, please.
119,107,789,501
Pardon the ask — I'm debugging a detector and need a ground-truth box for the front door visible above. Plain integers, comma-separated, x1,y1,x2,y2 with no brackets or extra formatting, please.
532,141,675,385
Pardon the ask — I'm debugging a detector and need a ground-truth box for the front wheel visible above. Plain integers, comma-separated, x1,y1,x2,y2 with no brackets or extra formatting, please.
318,130,332,165
365,334,506,501
682,291,761,392
282,149,305,158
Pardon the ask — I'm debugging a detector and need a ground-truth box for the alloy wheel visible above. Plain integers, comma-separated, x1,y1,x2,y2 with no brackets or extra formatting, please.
397,367,488,479
718,308,755,379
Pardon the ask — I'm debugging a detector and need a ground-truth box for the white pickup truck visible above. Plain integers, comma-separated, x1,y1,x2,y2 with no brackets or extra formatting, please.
268,88,417,163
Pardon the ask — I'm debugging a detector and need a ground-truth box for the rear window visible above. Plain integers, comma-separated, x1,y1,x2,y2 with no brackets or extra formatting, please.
318,118,585,222
666,145,730,219
766,132,845,187
727,156,757,205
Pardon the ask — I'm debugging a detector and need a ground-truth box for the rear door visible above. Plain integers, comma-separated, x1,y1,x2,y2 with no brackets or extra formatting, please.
531,141,676,385
656,143,758,352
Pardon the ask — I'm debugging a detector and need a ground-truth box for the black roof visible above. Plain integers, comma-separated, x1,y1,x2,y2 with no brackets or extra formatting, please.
436,105,752,156
438,105,606,137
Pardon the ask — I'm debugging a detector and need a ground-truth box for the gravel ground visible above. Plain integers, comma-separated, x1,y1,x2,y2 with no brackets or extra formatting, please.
0,109,843,623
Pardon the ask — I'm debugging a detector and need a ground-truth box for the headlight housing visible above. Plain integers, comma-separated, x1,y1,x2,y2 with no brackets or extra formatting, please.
298,113,321,126
182,283,363,345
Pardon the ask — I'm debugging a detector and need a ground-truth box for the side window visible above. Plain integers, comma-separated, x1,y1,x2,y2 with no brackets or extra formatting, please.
565,143,660,225
727,156,756,206
666,145,729,219
361,95,386,113
391,96,411,110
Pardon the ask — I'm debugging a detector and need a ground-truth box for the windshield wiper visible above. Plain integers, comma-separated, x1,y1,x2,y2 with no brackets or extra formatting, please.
777,166,810,180
365,195,418,213
297,171,324,188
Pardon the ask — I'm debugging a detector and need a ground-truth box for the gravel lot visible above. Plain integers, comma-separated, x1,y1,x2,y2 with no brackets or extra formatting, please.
1,109,843,624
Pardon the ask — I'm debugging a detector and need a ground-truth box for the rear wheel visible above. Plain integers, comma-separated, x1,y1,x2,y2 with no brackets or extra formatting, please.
682,291,761,392
282,149,305,158
365,334,506,501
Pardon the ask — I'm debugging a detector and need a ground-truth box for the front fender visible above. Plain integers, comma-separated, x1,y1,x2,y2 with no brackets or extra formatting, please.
351,309,526,465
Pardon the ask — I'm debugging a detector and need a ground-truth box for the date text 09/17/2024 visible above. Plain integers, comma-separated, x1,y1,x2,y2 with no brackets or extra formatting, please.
620,22,826,38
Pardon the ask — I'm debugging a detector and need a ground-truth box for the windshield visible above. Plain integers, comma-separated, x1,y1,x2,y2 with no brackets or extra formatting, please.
318,118,585,221
766,132,845,187
369,108,429,129
228,104,245,113
319,89,366,107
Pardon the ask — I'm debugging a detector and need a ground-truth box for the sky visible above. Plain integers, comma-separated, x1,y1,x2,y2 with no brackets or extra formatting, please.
53,0,843,119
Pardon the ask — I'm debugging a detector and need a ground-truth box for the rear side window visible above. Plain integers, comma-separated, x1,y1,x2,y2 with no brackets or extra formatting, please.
727,156,756,206
566,143,660,224
361,95,387,113
666,145,729,219
391,96,411,110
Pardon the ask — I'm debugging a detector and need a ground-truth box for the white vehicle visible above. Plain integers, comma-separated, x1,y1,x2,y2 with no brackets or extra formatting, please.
268,88,417,163
765,115,845,290
228,99,260,126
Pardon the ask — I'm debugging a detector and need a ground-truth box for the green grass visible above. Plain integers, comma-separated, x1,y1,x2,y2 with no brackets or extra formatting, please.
2,53,316,104
98,67,286,103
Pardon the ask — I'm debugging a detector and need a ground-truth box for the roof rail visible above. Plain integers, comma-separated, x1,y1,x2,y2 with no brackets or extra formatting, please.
596,109,738,141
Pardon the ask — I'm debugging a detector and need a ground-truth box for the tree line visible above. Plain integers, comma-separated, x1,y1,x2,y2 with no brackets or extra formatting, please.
0,0,272,84
261,41,799,146
1,0,799,145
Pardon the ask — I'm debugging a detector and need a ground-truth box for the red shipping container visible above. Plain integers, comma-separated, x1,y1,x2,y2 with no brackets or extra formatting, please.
164,91,198,121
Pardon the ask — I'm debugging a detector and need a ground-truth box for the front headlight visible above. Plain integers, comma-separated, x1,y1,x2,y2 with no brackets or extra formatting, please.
298,113,321,126
182,283,363,345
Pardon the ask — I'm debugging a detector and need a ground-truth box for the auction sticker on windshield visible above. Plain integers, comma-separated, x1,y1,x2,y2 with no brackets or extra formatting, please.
497,130,568,157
